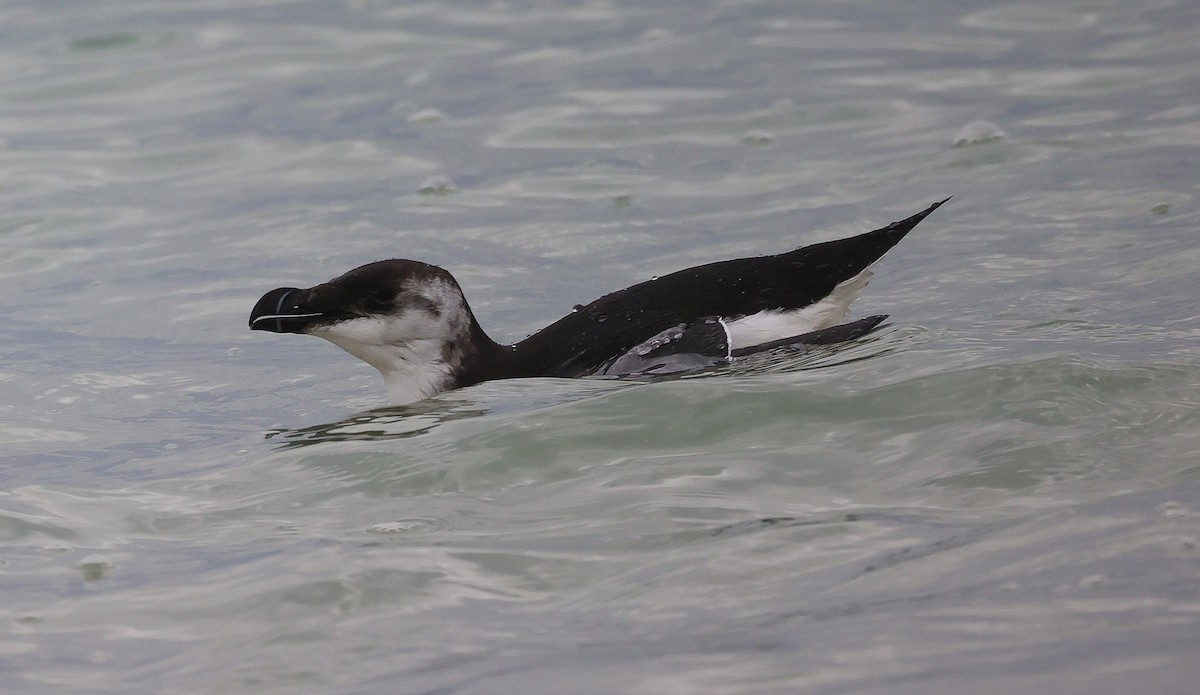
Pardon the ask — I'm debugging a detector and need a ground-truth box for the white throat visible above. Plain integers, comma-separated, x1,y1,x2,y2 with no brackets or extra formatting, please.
376,339,456,405
309,315,463,406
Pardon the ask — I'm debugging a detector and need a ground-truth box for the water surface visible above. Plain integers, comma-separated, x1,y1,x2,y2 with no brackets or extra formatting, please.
2,0,1199,692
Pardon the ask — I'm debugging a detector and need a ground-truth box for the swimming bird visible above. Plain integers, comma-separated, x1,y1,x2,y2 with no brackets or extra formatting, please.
250,198,948,405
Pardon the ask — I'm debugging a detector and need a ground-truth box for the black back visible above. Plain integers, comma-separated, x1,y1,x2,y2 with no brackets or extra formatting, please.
511,199,946,377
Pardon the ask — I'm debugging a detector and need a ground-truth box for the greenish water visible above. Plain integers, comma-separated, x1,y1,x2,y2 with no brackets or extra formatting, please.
2,1,1199,692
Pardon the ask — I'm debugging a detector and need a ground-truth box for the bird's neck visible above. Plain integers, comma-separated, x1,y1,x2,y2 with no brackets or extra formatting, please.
377,322,515,405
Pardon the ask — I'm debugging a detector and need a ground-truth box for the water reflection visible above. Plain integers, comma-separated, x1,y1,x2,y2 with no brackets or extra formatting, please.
265,397,489,449
717,324,919,377
266,326,914,449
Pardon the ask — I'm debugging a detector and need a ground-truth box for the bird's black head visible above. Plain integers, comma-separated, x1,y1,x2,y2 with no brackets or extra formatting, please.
248,259,460,333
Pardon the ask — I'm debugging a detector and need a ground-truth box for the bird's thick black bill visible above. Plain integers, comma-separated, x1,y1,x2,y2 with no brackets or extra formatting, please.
249,287,324,333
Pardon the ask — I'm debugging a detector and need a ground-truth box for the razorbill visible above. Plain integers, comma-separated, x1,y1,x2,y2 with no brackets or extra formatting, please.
250,198,948,405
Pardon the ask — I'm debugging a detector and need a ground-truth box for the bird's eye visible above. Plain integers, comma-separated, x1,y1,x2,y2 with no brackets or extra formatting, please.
360,291,393,312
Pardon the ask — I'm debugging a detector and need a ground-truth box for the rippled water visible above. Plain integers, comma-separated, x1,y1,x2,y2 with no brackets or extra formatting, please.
3,1,1200,692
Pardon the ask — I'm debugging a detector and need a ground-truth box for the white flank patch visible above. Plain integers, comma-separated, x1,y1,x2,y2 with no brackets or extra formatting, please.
723,268,872,350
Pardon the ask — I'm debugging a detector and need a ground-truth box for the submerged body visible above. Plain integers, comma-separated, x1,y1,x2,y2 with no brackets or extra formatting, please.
250,198,948,405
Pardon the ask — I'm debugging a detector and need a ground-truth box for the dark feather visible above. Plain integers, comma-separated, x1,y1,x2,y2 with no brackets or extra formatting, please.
512,198,947,377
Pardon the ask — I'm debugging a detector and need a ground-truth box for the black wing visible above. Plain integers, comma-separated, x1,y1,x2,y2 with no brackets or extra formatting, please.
511,199,946,377
599,318,731,376
598,314,890,377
